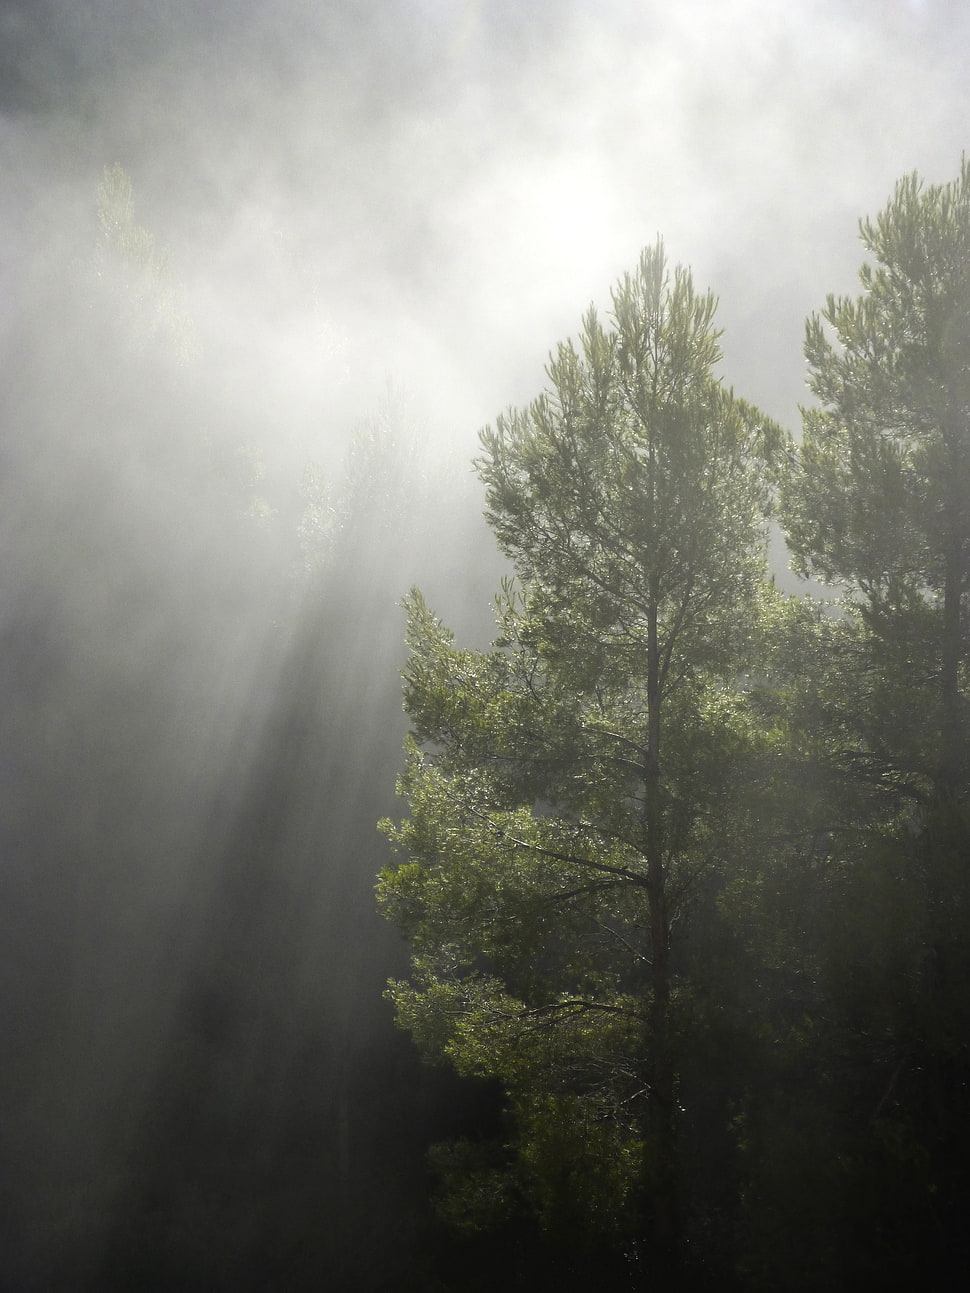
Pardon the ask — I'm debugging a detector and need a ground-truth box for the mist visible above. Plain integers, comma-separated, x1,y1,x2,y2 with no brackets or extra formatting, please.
1,1,968,1288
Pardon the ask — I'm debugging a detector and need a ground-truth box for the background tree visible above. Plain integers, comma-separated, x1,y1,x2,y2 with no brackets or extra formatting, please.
782,158,970,802
95,162,196,360
379,242,785,1284
744,160,970,1290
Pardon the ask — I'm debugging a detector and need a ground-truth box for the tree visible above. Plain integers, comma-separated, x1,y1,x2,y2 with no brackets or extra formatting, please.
782,158,970,802
378,242,785,1282
95,163,196,360
756,161,970,1289
718,593,970,1292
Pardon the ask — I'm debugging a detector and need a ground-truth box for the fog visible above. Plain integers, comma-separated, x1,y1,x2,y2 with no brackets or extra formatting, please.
1,1,968,1289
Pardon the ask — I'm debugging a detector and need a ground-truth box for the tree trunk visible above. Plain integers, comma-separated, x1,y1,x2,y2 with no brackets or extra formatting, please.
642,593,680,1283
938,412,966,800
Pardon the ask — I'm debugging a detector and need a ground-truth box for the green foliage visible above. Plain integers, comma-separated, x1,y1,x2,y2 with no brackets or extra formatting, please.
95,163,196,359
296,459,338,575
378,242,785,1265
781,159,970,799
296,387,458,576
427,1137,519,1236
784,158,970,602
379,170,970,1287
478,242,785,694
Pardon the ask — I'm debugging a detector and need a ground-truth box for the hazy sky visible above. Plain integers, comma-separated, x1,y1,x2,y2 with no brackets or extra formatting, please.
4,0,970,468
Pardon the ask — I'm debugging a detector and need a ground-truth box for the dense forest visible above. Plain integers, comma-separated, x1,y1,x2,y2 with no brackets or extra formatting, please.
1,139,968,1293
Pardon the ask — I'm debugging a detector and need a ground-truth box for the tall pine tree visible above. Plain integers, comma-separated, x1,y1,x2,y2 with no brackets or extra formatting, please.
379,242,784,1283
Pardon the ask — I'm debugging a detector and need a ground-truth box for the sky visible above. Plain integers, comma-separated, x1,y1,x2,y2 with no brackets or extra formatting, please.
3,0,970,478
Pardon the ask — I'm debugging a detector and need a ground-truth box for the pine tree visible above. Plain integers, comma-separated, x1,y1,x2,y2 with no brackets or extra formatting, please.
379,242,784,1281
782,158,970,801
